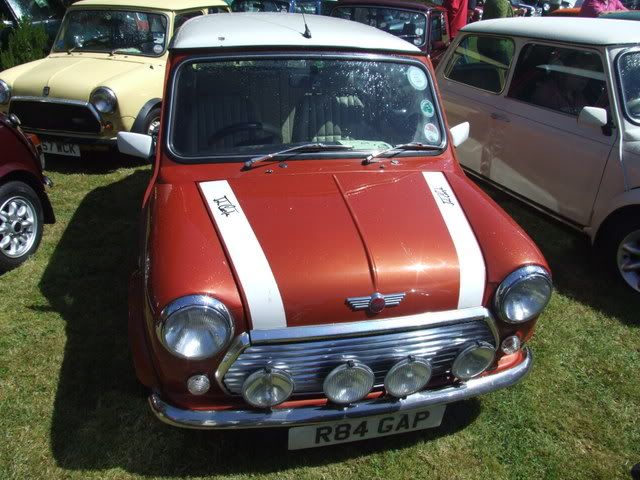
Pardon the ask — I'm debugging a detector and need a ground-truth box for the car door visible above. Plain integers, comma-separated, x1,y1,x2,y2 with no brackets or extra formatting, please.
436,33,517,176
493,43,616,226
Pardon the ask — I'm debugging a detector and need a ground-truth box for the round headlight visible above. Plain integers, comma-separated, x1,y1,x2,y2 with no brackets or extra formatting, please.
0,79,11,105
242,368,294,408
90,86,117,114
452,342,496,380
495,265,552,324
384,357,432,398
323,361,374,405
158,295,234,360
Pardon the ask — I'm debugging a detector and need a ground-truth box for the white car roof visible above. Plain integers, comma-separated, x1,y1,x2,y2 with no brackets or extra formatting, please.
170,12,422,53
461,18,639,46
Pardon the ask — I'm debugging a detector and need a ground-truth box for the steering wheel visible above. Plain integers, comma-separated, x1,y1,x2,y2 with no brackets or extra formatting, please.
627,97,640,116
207,121,282,146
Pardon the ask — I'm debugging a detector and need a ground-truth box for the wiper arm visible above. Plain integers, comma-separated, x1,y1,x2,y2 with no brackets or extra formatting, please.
67,46,76,55
363,142,441,165
243,143,354,169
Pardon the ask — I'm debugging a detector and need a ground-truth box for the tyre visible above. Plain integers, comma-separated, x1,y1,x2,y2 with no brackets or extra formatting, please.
0,181,44,273
600,216,640,293
142,107,161,138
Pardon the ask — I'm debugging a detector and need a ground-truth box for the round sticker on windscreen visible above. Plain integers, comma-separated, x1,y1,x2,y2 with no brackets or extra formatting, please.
423,123,440,143
153,45,163,54
420,99,435,118
407,66,428,91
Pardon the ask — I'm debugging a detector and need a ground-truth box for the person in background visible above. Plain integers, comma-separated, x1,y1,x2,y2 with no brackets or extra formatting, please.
443,0,469,38
579,0,627,16
482,0,514,20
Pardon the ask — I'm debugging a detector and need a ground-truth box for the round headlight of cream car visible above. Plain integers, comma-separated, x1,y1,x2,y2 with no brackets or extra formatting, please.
90,86,117,114
158,295,234,360
0,80,11,105
495,265,552,323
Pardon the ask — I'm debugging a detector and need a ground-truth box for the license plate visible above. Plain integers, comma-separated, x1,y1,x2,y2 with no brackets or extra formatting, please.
287,405,446,450
41,141,80,157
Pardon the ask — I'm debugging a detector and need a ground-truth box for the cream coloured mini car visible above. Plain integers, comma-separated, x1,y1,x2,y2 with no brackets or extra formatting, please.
435,18,640,292
0,0,230,158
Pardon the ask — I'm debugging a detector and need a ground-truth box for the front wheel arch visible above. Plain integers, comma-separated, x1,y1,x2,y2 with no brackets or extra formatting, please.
131,98,162,134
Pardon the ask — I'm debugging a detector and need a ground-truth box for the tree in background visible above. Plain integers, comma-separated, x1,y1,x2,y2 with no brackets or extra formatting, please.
0,17,48,71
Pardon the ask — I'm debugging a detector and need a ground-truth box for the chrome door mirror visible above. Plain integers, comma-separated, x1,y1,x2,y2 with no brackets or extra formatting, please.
450,122,470,147
578,106,608,129
117,132,153,159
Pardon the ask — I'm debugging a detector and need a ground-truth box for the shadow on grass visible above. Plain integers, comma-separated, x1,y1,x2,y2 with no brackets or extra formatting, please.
43,151,145,175
39,169,481,476
479,181,640,328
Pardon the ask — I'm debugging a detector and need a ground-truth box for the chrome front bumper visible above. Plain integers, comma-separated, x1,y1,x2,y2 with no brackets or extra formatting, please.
149,348,533,430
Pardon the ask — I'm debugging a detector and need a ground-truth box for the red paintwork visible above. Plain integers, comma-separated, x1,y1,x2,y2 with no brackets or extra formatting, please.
0,114,54,223
129,50,549,409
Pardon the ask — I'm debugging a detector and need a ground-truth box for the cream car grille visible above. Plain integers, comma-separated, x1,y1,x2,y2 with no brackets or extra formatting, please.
222,319,496,395
10,98,102,134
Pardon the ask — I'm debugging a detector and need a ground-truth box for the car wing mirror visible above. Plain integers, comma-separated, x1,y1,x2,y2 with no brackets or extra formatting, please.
450,122,470,148
117,132,153,160
578,106,607,129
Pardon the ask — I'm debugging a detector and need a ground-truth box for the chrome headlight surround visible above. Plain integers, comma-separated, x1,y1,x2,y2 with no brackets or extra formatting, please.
157,295,234,360
89,86,117,114
0,79,11,105
494,265,552,324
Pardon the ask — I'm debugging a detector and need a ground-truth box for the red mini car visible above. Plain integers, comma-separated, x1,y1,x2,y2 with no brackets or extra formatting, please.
119,13,552,449
0,113,54,272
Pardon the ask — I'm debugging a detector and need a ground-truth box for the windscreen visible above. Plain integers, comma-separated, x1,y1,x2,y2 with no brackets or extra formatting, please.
52,9,168,56
331,6,427,47
618,51,640,124
169,58,444,160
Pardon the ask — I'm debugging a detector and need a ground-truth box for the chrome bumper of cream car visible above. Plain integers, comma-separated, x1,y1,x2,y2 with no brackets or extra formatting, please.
149,348,532,430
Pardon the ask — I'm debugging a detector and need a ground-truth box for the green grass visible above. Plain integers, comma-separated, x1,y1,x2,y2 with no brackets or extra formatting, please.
0,158,639,479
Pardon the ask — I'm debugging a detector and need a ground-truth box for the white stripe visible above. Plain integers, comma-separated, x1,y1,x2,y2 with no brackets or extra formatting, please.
200,180,286,329
423,172,486,308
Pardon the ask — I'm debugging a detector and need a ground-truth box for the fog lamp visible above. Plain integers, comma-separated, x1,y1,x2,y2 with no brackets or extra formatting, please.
452,342,496,380
323,361,374,405
241,368,294,408
384,357,432,398
501,335,521,355
187,374,210,395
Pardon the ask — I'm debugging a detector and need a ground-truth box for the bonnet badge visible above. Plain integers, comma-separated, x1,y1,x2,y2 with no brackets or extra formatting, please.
43,86,50,97
346,292,406,314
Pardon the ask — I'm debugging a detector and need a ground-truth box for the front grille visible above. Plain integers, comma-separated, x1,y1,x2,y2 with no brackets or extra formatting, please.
223,319,496,395
10,99,101,134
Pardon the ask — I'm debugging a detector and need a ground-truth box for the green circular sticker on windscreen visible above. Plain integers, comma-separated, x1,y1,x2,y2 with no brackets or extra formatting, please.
407,66,428,91
423,123,440,143
420,99,435,118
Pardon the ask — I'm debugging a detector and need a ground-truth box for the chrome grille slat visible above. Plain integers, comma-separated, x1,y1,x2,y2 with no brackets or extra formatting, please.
223,319,495,394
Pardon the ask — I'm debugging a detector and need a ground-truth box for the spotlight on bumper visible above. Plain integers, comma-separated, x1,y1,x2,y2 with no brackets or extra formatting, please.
323,361,374,405
241,368,294,408
452,342,496,380
384,356,432,398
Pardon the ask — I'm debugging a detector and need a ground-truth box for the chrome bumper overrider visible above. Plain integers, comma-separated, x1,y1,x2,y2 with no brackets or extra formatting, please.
149,348,532,430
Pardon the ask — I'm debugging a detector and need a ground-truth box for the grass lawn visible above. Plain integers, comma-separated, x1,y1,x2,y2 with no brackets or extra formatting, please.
0,156,638,480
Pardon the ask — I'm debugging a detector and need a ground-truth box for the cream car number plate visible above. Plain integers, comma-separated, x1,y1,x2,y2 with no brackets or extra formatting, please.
41,141,80,157
287,405,446,450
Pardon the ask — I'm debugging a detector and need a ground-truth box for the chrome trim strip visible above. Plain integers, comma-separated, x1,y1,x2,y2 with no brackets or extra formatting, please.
214,332,250,395
249,306,490,344
149,348,532,429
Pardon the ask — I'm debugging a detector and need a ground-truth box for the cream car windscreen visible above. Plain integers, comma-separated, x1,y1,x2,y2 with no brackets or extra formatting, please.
53,10,168,56
169,58,444,160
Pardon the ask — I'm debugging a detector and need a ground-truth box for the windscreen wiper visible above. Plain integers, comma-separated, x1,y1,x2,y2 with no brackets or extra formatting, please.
243,143,354,169
362,142,441,165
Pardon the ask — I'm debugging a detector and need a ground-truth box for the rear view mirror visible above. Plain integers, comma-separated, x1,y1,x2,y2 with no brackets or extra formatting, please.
117,132,154,160
578,106,607,129
450,122,470,147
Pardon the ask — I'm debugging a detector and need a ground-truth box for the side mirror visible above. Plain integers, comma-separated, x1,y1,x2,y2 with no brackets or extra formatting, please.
578,106,607,129
117,132,153,160
450,122,470,147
